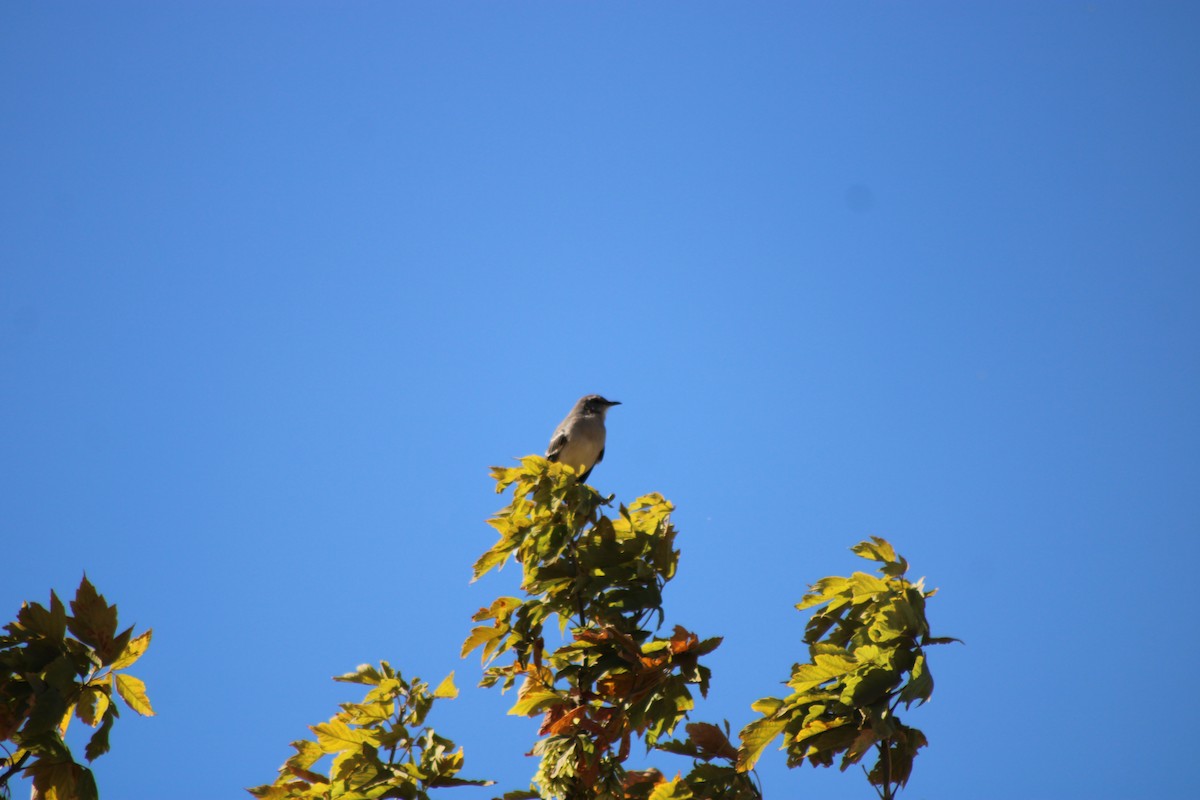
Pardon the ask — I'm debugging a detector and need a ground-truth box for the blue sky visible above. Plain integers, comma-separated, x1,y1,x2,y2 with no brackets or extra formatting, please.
2,3,1198,798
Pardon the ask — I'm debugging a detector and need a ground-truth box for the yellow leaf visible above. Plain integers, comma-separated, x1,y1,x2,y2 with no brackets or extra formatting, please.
75,685,110,727
851,537,897,564
793,716,848,744
461,625,504,660
508,689,559,717
737,717,787,772
433,672,458,699
30,761,79,800
285,739,325,771
850,571,891,600
114,673,155,716
647,775,693,800
750,697,784,715
311,718,375,754
110,629,152,670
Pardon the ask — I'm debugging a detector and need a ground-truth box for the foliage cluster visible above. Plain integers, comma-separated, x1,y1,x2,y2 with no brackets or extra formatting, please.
249,663,490,800
737,539,957,799
0,577,154,800
464,457,757,800
2,459,953,800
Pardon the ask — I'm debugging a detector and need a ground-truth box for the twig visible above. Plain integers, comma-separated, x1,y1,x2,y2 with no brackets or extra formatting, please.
0,750,31,791
879,739,894,800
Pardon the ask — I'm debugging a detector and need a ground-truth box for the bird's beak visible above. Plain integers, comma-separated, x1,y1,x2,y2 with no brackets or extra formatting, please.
606,400,622,406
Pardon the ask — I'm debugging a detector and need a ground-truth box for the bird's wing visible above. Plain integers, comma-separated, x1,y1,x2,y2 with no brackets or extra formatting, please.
576,447,603,483
546,431,569,461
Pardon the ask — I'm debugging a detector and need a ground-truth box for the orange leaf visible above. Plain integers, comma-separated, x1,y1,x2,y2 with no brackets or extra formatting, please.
623,768,662,790
596,673,637,699
669,625,699,655
541,705,587,736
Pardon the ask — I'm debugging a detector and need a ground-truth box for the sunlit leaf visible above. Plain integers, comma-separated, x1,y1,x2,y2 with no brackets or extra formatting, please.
312,718,376,754
75,685,110,727
849,572,890,600
110,629,152,670
788,652,856,693
647,775,693,800
433,672,458,699
736,717,787,772
29,760,81,800
113,673,155,716
851,537,897,565
750,697,784,715
285,739,325,772
508,689,560,717
461,625,505,660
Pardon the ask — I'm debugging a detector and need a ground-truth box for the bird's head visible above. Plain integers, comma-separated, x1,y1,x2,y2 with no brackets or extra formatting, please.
578,394,621,416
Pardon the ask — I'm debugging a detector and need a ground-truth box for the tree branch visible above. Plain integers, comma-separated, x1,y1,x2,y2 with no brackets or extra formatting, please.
879,739,894,800
0,749,31,791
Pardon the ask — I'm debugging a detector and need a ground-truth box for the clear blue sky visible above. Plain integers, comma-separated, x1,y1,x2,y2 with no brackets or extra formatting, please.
3,3,1197,798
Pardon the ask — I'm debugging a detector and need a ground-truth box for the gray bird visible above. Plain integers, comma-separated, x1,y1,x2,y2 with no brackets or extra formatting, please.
546,395,621,482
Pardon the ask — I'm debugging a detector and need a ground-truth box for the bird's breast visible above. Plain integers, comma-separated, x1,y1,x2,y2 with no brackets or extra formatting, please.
557,425,605,474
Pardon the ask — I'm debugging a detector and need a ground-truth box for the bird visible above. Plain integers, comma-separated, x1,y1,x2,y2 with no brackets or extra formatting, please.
545,395,621,483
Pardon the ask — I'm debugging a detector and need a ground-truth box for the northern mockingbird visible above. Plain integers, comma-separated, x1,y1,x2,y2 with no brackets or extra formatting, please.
546,395,621,483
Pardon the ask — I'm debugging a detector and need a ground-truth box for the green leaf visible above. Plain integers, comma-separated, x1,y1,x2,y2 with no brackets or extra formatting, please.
839,666,898,706
792,724,859,767
736,716,787,772
925,635,964,646
899,654,934,707
507,689,559,717
17,592,68,641
788,652,856,693
113,673,155,716
42,653,83,695
797,577,850,610
23,682,69,737
75,765,99,800
67,575,119,658
849,572,891,600
85,708,116,761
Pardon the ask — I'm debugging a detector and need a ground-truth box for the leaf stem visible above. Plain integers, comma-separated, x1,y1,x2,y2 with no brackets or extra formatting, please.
879,739,894,800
